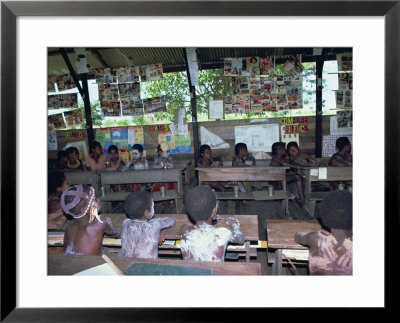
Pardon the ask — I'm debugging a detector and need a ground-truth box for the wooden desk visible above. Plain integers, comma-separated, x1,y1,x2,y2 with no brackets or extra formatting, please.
302,167,352,216
196,167,290,217
266,220,321,275
99,168,184,212
64,171,100,196
48,253,262,275
48,213,262,262
222,159,271,167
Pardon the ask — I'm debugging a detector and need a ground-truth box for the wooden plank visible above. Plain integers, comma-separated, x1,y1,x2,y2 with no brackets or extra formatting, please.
100,190,181,202
222,159,271,167
99,168,184,185
48,254,262,275
307,166,352,182
305,191,330,201
196,167,287,182
266,220,321,249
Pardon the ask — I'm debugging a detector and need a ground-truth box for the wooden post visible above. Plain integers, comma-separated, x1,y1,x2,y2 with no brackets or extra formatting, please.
183,48,200,167
315,55,324,158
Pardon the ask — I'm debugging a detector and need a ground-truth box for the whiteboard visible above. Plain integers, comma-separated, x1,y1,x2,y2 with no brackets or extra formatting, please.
235,124,279,152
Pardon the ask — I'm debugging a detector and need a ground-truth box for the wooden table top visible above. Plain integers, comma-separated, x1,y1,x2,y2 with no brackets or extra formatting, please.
266,220,321,249
48,253,262,276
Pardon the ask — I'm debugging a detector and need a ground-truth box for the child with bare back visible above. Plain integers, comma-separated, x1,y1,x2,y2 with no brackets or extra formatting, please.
295,190,352,275
120,191,176,259
61,184,120,256
180,186,245,262
198,144,225,192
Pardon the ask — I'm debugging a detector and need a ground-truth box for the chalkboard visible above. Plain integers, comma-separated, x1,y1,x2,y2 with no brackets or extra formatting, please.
235,124,279,152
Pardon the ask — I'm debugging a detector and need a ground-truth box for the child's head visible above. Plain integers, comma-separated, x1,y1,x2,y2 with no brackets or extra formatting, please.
124,191,154,220
66,147,80,161
131,144,144,160
234,143,248,157
48,171,69,196
286,142,299,157
185,185,217,222
61,184,101,223
108,145,119,160
90,141,103,156
271,142,286,156
336,137,351,153
318,190,352,231
200,145,212,160
157,141,170,158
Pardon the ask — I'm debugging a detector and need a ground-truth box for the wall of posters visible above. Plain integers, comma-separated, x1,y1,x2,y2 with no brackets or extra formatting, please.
224,57,248,76
100,100,121,116
64,109,84,126
259,56,275,75
139,63,163,82
56,74,76,91
143,96,166,114
48,113,66,129
121,99,143,116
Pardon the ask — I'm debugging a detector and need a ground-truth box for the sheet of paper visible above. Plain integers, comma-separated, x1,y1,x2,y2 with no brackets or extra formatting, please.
74,263,118,276
318,167,327,179
310,168,319,176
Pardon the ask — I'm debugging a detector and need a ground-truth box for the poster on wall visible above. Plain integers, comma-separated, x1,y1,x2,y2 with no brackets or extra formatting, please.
158,131,191,154
232,77,250,95
48,113,66,129
139,64,163,82
208,100,224,120
235,124,279,153
259,56,275,75
48,124,57,150
98,84,120,101
143,96,166,114
247,57,260,77
100,100,121,116
64,109,84,126
48,93,78,109
117,66,140,83
330,115,353,135
121,100,143,116
95,128,113,151
322,135,353,157
118,83,140,100
224,57,248,76
127,126,145,149
280,125,299,146
56,74,76,91
111,127,129,150
337,54,353,71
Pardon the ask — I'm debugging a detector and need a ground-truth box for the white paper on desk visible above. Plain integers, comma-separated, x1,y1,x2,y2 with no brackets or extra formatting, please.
310,168,319,176
318,167,327,179
74,263,118,276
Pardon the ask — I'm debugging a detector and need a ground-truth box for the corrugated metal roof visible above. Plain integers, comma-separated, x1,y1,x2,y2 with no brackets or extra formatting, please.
48,47,351,76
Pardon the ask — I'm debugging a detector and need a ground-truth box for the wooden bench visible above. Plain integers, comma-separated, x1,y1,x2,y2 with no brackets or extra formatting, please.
48,253,262,275
222,159,271,167
196,166,291,217
48,213,266,262
98,168,184,213
302,166,352,217
64,171,100,196
266,219,321,275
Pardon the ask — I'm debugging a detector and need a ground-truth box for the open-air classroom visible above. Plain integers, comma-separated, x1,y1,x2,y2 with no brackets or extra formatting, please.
47,47,354,277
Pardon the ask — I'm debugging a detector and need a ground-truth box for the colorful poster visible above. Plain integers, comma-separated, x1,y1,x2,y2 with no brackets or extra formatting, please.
103,67,118,84
259,56,275,75
282,56,304,76
48,93,78,109
322,135,353,157
231,77,250,95
56,74,76,91
247,57,260,77
111,127,129,150
117,66,140,83
158,131,191,154
100,100,121,117
143,96,166,114
48,113,66,129
98,84,120,101
95,128,113,151
158,132,175,153
118,83,140,100
224,57,248,76
338,73,352,90
64,109,84,126
140,63,163,82
337,54,352,71
121,99,143,116
127,126,145,149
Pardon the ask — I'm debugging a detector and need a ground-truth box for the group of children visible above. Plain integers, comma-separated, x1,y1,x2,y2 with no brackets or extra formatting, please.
59,184,245,263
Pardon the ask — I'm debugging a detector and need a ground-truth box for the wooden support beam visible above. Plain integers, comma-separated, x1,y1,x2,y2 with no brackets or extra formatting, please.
183,48,200,167
315,55,324,158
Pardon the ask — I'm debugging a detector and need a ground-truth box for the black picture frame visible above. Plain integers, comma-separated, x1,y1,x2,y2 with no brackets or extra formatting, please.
1,1,397,320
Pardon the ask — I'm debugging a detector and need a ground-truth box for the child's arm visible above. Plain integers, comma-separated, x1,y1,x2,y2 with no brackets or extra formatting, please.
226,217,245,244
102,216,121,238
294,232,311,246
156,217,176,230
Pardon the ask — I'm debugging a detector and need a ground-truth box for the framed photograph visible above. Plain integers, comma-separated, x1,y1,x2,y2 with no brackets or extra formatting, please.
2,0,397,320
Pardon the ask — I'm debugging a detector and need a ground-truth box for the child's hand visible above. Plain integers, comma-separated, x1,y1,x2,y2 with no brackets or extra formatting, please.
159,233,165,246
226,217,240,228
105,217,113,226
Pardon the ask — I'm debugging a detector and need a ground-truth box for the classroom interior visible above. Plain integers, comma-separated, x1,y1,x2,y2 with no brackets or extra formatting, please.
47,47,353,276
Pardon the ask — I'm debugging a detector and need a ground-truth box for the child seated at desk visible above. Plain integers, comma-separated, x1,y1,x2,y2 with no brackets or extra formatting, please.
270,141,304,205
48,171,71,230
122,144,149,171
64,146,84,172
86,141,110,171
232,142,262,191
120,191,176,259
286,141,325,167
61,184,120,256
180,186,245,262
152,141,176,202
295,190,352,275
198,144,225,192
329,136,352,167
107,145,125,171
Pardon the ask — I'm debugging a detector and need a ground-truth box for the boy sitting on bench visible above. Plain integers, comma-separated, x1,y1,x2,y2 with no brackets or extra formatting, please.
120,191,176,259
61,184,120,256
180,186,245,262
295,190,352,275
